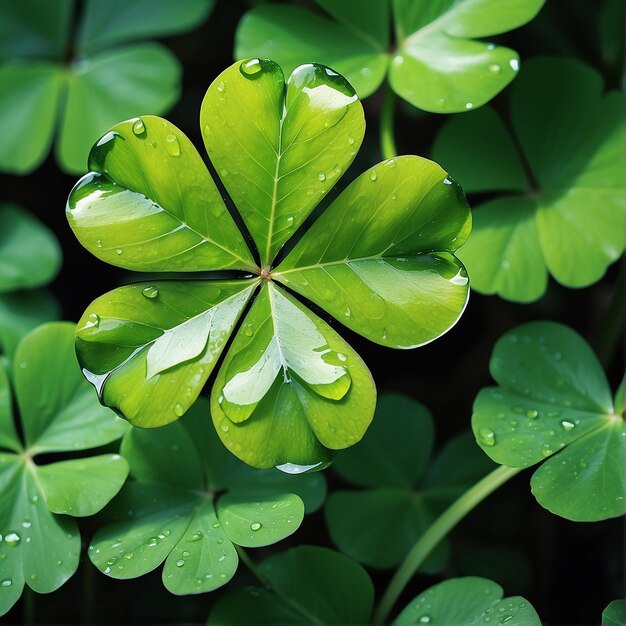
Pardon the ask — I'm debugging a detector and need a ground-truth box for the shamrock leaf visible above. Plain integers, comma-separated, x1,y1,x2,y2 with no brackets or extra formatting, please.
472,321,625,522
0,322,129,617
235,0,545,113
324,394,494,570
67,59,471,469
603,600,626,626
393,577,541,625
0,0,214,174
208,546,374,624
432,58,625,302
89,399,326,595
0,202,61,357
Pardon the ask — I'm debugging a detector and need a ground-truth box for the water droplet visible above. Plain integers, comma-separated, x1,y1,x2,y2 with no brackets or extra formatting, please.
131,118,145,136
218,555,226,562
488,64,501,73
176,559,185,567
478,427,496,447
188,531,203,542
499,615,514,624
391,193,397,200
286,216,294,227
510,59,520,71
182,551,191,557
1,579,12,587
276,461,328,474
560,420,575,431
217,81,226,93
369,170,378,181
106,558,117,566
29,574,37,582
318,172,326,182
418,616,431,624
219,420,230,433
148,537,158,547
21,521,31,529
29,494,38,504
96,239,103,248
166,134,180,157
4,532,20,547
344,306,351,317
174,403,184,417
212,522,221,529
244,326,253,337
240,58,263,76
347,135,355,145
85,313,100,329
541,443,552,457
526,409,538,419
123,552,134,560
250,522,262,532
142,286,159,299
465,102,474,109
115,248,123,255
217,537,224,544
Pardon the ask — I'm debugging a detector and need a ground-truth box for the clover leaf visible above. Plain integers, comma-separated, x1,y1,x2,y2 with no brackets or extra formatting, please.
432,57,625,302
208,546,374,624
0,322,129,617
0,0,214,174
603,600,626,626
472,321,625,522
235,0,545,113
89,398,325,595
67,59,471,469
0,203,61,357
324,393,494,570
393,577,541,625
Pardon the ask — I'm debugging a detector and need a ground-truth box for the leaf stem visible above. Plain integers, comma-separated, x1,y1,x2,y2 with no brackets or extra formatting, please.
597,261,625,369
372,464,523,624
234,544,272,589
380,87,398,160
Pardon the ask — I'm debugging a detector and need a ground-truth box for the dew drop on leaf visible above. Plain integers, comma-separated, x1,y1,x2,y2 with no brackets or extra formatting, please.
174,403,184,417
240,58,263,76
488,64,501,73
142,286,159,299
250,522,262,531
1,579,12,587
560,420,575,431
369,170,378,181
4,531,20,547
166,134,180,157
526,409,538,419
478,427,496,447
418,616,431,624
131,118,146,136
318,172,326,182
188,531,203,542
176,559,185,567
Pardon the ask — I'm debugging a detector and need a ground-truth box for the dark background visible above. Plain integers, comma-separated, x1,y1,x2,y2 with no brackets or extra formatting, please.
1,0,624,623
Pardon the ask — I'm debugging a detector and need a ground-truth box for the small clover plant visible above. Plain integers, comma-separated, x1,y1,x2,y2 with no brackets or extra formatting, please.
433,57,625,302
235,0,545,113
89,398,325,595
325,393,493,570
209,546,541,625
0,322,129,617
67,59,471,470
0,0,214,174
0,204,61,357
472,321,625,521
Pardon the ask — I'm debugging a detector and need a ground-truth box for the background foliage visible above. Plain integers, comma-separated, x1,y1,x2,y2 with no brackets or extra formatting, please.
0,0,623,623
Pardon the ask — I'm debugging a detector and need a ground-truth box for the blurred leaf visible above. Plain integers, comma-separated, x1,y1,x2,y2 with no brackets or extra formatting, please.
603,600,626,626
433,58,625,302
472,321,625,521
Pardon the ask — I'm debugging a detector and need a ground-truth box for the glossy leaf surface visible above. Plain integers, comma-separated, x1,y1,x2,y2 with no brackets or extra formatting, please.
235,0,545,112
433,58,625,301
201,59,364,264
325,394,493,569
76,279,256,428
211,283,376,469
393,577,541,625
275,156,471,348
0,204,61,293
0,0,213,174
603,600,626,626
89,400,324,595
472,322,625,521
208,546,374,624
0,323,128,617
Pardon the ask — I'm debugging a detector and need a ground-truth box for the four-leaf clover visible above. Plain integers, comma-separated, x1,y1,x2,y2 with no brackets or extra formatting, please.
67,59,471,469
235,0,545,113
0,0,214,173
0,322,129,617
433,58,625,302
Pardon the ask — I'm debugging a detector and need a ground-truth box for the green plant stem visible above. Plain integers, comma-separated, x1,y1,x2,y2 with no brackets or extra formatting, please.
380,88,398,160
234,544,272,589
22,586,35,625
373,464,523,624
597,261,625,368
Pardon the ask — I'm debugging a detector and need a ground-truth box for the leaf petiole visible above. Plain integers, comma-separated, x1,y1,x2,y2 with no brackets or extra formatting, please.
373,464,523,624
380,87,398,160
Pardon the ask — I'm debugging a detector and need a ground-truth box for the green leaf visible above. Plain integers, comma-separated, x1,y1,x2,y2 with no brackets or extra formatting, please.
235,0,544,112
37,455,129,517
275,156,471,348
0,290,60,359
235,4,388,99
433,58,625,301
472,321,625,521
390,0,545,113
201,59,364,265
0,63,64,174
211,283,376,469
393,577,541,625
209,547,374,624
603,600,626,626
58,44,182,174
67,114,254,270
0,0,72,58
77,0,214,53
13,322,128,453
0,204,62,293
76,280,256,428
90,399,311,594
0,363,20,452
0,461,81,618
